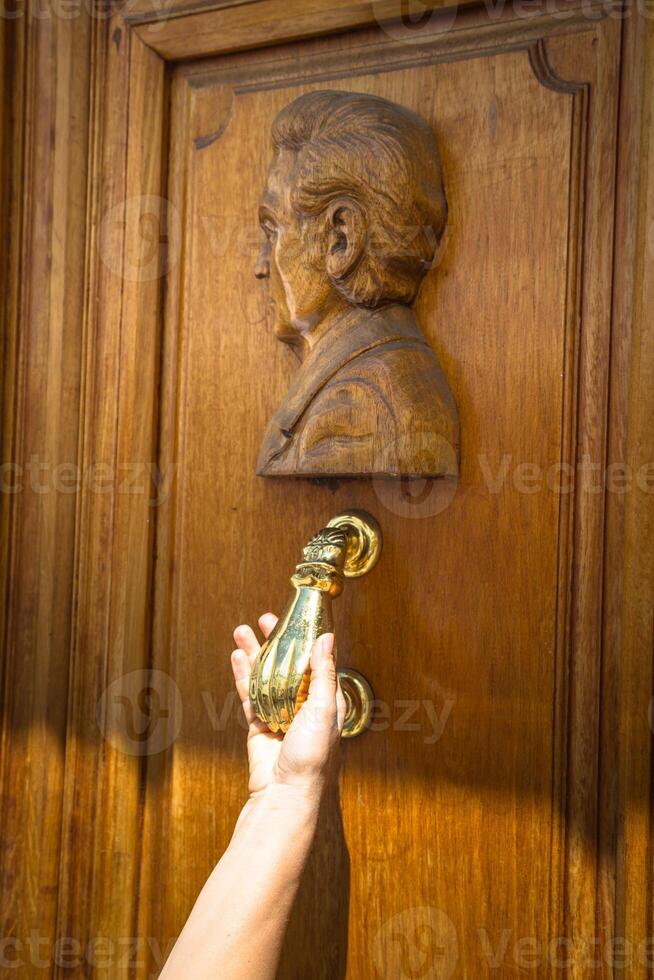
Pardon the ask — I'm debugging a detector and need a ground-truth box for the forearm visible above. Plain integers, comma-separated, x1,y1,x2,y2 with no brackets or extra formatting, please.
160,626,342,978
160,784,321,980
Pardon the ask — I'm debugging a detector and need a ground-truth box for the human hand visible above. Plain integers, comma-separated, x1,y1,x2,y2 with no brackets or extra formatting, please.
231,614,346,803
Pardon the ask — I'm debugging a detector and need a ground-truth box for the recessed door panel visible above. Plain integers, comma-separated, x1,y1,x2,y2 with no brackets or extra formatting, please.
137,27,614,977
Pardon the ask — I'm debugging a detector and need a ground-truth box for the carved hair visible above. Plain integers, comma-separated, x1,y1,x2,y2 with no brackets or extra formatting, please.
271,90,448,308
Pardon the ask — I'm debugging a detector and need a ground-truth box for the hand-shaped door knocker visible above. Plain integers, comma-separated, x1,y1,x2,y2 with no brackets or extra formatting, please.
249,511,381,738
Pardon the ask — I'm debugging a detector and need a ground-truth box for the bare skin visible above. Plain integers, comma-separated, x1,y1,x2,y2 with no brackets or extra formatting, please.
159,614,345,980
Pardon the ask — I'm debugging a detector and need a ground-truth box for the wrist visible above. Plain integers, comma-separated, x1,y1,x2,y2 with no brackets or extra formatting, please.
226,783,321,889
231,782,322,843
247,781,323,819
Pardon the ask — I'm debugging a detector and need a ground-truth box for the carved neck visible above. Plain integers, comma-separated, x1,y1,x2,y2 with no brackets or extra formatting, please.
289,298,358,361
289,301,426,366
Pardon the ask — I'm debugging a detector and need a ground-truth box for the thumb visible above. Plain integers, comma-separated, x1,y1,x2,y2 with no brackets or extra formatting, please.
305,633,338,723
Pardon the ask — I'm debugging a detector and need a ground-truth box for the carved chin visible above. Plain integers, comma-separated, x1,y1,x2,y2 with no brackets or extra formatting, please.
272,315,302,349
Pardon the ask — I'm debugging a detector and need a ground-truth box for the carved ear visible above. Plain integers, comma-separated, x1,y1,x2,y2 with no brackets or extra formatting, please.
325,200,366,283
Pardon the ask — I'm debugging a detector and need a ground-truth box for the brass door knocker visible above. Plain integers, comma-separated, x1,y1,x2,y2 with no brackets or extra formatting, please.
249,511,381,738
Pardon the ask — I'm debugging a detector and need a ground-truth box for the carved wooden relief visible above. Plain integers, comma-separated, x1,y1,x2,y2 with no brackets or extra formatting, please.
255,90,459,478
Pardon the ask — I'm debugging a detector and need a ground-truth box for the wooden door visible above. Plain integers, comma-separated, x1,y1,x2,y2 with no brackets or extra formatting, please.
2,3,653,979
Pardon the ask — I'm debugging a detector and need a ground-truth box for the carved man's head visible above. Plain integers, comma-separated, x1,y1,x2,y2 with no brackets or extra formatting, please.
255,90,448,343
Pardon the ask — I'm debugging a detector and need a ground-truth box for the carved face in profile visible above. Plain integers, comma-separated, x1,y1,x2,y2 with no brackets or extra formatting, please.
254,90,460,479
255,148,335,346
255,90,448,347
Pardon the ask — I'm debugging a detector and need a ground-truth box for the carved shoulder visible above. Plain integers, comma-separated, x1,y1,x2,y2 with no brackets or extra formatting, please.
296,374,393,473
294,345,459,477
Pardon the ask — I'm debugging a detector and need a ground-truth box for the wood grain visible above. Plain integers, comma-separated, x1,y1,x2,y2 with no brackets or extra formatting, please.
132,0,482,60
0,2,651,979
52,14,167,975
137,16,621,977
546,29,621,979
132,0,610,62
125,0,480,28
605,5,654,974
0,8,92,967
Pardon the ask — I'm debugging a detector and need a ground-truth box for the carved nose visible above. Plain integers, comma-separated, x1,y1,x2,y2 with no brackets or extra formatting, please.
255,248,270,280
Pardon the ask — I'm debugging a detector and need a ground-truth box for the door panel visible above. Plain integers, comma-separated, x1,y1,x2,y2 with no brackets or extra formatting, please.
138,24,617,978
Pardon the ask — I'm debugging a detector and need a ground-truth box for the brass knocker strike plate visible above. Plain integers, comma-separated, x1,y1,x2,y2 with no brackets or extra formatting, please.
326,510,382,578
